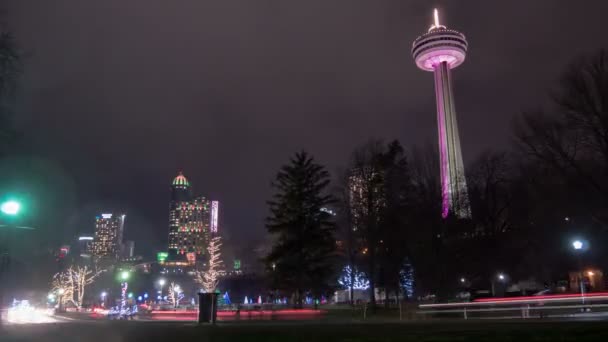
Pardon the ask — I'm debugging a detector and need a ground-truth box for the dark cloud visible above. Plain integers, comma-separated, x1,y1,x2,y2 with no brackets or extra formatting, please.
3,0,608,256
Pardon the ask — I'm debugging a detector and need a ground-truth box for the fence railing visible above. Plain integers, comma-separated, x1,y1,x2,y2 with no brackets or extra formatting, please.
418,292,608,320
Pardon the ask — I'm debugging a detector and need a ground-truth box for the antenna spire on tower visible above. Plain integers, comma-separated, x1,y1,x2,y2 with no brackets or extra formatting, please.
429,8,445,32
434,8,440,27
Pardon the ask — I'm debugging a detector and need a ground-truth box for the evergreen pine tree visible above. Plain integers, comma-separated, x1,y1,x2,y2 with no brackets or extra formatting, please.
266,151,336,308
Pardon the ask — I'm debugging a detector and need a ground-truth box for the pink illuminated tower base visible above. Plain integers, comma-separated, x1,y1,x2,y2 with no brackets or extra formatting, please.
412,9,471,219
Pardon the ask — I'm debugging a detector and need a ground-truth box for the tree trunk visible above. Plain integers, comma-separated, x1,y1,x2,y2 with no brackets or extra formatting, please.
368,252,376,310
349,265,355,305
295,289,303,309
396,287,402,320
384,285,389,309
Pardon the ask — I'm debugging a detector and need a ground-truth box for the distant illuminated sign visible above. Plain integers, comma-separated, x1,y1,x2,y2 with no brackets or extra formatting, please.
58,246,70,259
101,213,113,219
211,201,219,233
157,252,168,263
320,207,336,216
234,259,241,270
78,236,94,241
186,252,196,264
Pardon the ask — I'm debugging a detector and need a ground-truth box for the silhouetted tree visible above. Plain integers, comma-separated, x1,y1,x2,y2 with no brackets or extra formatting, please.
343,140,413,308
334,169,360,305
456,151,519,290
406,144,452,298
406,144,482,299
0,30,20,153
468,151,513,236
265,151,336,308
377,141,412,307
515,49,608,228
346,140,386,308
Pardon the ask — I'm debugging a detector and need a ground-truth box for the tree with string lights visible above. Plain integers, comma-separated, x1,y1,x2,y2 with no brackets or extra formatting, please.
168,282,184,308
51,265,104,309
196,236,223,293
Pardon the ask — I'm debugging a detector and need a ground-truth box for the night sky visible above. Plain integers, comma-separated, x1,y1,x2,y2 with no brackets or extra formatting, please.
2,1,608,258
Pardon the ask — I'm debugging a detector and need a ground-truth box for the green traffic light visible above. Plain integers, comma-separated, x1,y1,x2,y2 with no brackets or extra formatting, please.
120,271,130,281
1,200,20,216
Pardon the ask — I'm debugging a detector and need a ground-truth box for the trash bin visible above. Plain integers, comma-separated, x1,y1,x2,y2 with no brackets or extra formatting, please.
198,292,218,323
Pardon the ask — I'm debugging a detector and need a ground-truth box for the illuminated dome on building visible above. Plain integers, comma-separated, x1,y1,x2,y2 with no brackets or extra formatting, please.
172,172,190,188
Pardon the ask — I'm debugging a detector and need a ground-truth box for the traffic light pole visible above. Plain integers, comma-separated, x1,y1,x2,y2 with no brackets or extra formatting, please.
0,241,9,328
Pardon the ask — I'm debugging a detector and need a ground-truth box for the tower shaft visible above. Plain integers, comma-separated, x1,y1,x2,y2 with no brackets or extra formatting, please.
433,61,470,218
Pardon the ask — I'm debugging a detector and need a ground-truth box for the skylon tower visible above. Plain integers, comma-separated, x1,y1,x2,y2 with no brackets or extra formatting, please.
412,9,471,218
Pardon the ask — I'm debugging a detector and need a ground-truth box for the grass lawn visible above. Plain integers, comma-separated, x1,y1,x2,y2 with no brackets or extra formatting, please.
5,320,608,342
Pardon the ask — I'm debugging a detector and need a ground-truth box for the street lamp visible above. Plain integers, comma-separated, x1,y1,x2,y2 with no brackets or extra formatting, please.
460,277,466,284
158,278,166,301
572,239,587,304
491,273,506,296
158,278,167,303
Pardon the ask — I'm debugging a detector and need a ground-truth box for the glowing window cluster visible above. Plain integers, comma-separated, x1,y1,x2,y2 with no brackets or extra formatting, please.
91,213,125,259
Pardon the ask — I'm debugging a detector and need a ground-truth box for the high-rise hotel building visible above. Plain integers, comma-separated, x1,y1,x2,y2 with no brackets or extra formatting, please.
168,172,219,262
90,213,125,259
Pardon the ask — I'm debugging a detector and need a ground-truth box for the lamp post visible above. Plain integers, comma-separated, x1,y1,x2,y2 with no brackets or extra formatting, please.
0,198,31,327
158,279,166,302
572,240,585,305
491,273,506,296
1,200,23,279
48,293,56,308
101,291,107,307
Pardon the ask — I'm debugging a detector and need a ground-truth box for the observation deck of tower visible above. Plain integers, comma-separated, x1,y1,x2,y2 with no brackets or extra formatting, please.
412,9,471,219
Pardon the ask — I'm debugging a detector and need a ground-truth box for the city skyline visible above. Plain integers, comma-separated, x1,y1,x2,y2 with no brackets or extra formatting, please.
2,1,608,333
2,0,608,255
63,172,220,260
